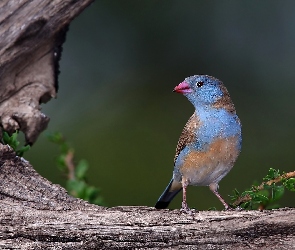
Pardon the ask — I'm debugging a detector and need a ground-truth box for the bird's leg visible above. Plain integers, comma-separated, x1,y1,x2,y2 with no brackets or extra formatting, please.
209,183,230,210
181,179,189,211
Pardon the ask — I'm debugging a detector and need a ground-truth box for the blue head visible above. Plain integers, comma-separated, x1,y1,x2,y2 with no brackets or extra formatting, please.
174,75,241,151
173,75,227,108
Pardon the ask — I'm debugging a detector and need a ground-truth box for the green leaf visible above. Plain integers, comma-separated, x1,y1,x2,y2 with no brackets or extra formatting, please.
233,188,240,196
2,131,10,144
241,201,251,209
271,185,284,201
283,178,295,191
75,160,89,180
252,193,269,203
47,132,63,144
56,155,67,171
84,186,98,200
92,196,104,206
241,190,251,196
47,132,70,153
258,189,269,197
67,179,87,198
16,145,31,157
66,179,79,191
263,168,280,181
3,131,19,150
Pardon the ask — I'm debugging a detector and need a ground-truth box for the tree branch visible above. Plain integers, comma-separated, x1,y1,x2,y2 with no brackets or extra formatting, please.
232,171,295,207
0,144,294,249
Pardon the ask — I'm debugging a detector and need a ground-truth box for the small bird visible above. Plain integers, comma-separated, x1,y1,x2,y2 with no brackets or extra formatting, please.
155,75,242,210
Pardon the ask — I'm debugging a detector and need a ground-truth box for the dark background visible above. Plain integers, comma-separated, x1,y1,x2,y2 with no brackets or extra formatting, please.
27,1,295,210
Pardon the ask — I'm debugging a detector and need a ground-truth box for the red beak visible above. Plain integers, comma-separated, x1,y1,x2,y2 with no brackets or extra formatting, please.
173,81,192,94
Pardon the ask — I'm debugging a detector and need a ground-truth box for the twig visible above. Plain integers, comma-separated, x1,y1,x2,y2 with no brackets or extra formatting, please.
64,150,75,181
232,171,295,207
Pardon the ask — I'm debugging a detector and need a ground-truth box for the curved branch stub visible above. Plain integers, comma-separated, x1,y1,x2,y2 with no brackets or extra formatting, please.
0,0,94,144
0,44,56,144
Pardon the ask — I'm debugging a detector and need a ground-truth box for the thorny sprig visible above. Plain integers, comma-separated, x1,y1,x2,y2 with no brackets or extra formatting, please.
230,168,295,210
48,132,104,206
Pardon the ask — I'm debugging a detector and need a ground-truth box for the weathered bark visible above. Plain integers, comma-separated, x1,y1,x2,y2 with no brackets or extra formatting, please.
1,1,295,249
0,144,294,249
0,0,94,144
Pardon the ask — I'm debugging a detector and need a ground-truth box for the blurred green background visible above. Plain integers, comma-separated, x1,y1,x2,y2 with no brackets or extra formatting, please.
27,0,295,210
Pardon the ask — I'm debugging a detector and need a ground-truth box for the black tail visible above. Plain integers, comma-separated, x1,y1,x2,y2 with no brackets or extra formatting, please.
155,178,182,209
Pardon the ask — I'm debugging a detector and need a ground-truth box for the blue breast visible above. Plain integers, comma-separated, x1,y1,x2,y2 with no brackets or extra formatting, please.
192,107,242,151
173,106,242,184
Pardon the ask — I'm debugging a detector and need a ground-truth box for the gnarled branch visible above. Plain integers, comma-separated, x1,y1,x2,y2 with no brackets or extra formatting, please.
0,0,93,144
0,145,295,249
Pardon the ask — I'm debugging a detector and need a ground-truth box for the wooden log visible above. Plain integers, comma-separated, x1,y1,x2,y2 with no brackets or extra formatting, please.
0,144,294,249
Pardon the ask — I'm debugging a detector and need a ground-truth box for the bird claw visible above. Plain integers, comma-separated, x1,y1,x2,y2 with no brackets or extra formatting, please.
233,206,244,211
180,208,197,214
180,203,197,214
223,205,243,211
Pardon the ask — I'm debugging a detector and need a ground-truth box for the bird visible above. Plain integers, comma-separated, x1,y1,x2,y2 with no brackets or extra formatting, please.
155,75,242,210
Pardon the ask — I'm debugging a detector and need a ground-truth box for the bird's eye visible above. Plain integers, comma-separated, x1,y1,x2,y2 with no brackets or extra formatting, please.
196,81,204,87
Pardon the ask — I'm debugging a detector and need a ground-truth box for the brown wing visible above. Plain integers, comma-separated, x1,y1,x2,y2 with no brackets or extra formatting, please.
174,113,199,164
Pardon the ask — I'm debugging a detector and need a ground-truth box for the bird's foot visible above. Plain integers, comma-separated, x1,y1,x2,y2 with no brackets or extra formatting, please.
180,208,197,215
223,205,234,211
223,205,244,211
233,206,244,211
180,202,197,214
